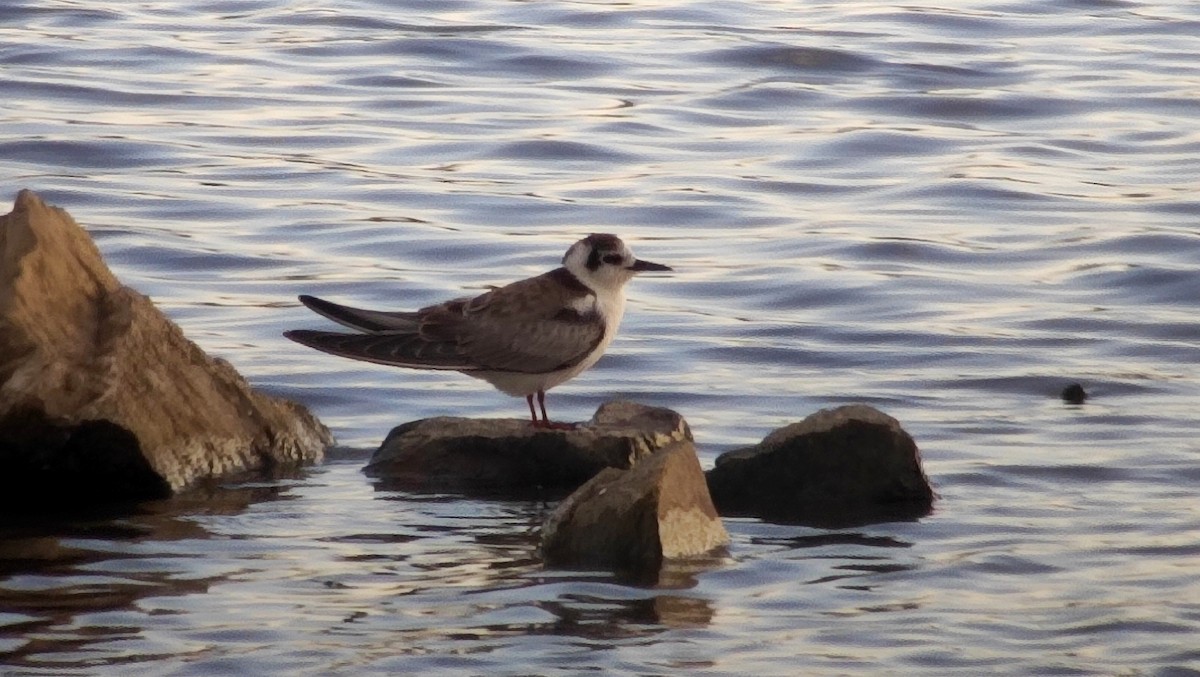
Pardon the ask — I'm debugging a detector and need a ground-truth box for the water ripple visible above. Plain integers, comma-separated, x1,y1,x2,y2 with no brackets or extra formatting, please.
3,0,1200,674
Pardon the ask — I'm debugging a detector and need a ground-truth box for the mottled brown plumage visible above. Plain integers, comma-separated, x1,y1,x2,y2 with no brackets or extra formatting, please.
285,234,671,426
289,267,605,374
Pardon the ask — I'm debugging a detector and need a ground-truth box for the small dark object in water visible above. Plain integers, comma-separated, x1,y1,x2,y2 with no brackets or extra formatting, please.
1061,383,1087,404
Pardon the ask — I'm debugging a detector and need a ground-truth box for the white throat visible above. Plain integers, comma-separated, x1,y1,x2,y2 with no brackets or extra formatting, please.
596,284,627,332
570,284,626,381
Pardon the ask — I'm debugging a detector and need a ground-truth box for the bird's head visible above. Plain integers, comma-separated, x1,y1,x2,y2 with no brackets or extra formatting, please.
562,234,671,293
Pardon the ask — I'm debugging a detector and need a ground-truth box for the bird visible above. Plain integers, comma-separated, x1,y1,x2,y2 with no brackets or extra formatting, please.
284,233,672,428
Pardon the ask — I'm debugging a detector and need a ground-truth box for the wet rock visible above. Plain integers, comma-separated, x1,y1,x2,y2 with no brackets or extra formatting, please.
706,404,934,527
540,438,729,580
0,190,332,507
366,400,690,496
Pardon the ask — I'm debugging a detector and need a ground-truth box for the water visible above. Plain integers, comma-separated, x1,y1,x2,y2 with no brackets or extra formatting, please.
3,0,1200,674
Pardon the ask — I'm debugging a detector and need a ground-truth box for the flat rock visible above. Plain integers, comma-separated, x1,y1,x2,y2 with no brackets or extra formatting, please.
366,400,690,495
0,190,332,507
706,404,934,526
540,438,729,580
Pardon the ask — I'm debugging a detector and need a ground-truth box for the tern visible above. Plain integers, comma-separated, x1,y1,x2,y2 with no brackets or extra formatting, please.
284,233,671,428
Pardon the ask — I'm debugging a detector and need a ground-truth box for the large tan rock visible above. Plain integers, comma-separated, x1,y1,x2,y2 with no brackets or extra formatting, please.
706,404,934,526
0,190,332,505
366,400,690,495
540,439,729,580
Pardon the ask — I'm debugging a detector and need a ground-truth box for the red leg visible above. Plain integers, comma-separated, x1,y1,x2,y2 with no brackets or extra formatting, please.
526,393,539,425
537,390,576,430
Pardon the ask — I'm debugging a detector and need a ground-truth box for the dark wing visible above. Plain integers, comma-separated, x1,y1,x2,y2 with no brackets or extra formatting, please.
298,295,420,332
287,268,606,373
417,269,607,374
283,329,473,370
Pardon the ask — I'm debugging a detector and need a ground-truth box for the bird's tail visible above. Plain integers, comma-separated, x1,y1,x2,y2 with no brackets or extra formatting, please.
298,295,420,333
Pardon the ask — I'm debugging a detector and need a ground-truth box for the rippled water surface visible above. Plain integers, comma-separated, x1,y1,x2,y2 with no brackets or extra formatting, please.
4,1,1200,674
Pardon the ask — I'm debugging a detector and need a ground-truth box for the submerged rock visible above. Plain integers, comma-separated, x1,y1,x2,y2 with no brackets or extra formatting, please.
0,190,332,507
706,404,934,527
366,400,690,495
540,438,729,580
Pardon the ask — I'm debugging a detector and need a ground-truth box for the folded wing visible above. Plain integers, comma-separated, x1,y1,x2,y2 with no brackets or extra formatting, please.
287,269,606,374
283,328,472,370
427,271,606,373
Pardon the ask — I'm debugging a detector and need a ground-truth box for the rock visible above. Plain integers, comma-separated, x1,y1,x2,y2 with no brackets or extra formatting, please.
540,439,729,580
1061,383,1087,404
706,404,934,527
0,190,332,507
366,400,690,496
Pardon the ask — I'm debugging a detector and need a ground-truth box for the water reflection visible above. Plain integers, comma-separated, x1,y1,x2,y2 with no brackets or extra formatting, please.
538,591,713,638
0,473,301,670
326,481,724,652
749,531,914,550
6,0,1200,671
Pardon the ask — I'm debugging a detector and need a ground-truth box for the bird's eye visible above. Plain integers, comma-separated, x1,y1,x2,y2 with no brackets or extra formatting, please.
602,254,623,265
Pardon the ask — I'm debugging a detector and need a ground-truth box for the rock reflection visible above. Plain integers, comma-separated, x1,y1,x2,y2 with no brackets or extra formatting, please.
656,552,727,590
738,527,922,591
359,490,548,594
748,531,914,550
721,501,933,529
371,474,575,503
0,471,301,670
316,485,721,664
539,591,713,639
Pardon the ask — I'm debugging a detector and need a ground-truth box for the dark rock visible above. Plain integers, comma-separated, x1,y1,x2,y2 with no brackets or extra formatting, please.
0,190,332,507
540,439,729,581
706,404,934,527
0,405,170,505
366,400,690,496
1061,383,1087,404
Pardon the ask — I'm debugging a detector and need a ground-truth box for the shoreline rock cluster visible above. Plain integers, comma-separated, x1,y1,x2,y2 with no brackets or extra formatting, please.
370,401,934,579
1,190,935,582
0,190,332,507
